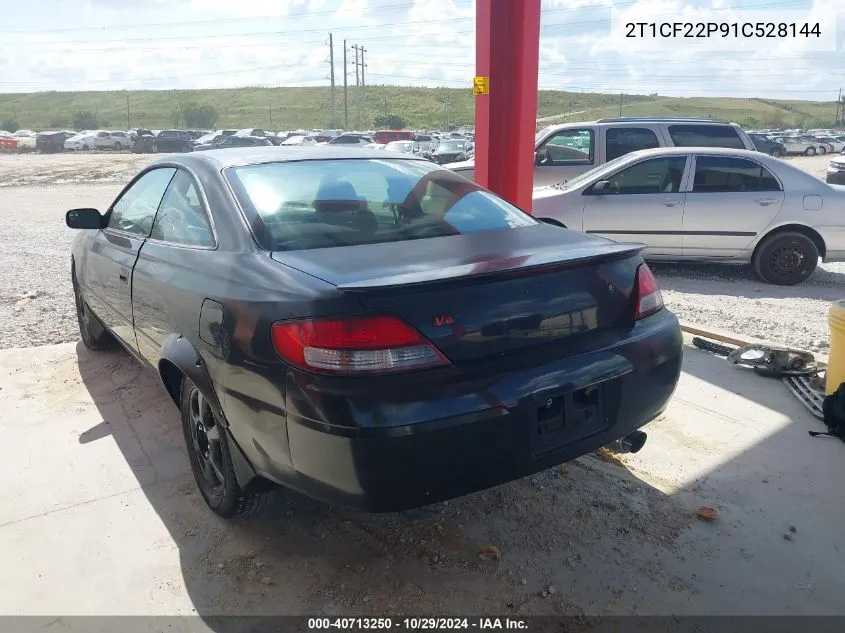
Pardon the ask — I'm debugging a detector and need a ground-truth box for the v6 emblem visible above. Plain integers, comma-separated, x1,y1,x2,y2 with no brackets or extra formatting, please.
434,315,455,326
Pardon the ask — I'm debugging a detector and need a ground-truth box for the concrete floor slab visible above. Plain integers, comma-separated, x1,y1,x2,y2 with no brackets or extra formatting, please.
1,337,843,622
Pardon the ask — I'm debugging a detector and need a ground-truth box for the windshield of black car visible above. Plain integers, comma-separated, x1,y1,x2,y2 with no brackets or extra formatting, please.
224,159,537,251
439,141,467,151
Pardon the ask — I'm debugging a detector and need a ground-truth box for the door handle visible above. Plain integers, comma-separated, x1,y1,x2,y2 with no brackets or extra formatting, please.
662,200,683,207
754,198,778,206
119,268,129,284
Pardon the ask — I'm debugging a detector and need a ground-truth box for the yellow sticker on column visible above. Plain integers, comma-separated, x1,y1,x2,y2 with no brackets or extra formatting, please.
473,76,490,95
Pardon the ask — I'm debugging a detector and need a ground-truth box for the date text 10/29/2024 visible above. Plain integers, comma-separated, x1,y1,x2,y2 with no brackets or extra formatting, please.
308,618,528,630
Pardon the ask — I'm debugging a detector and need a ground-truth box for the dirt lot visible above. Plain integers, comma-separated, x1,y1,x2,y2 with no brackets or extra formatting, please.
0,153,840,351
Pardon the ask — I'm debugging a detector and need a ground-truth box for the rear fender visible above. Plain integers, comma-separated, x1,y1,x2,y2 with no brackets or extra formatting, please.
158,333,259,488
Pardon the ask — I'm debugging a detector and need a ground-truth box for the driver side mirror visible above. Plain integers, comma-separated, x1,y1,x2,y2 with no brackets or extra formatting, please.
534,151,543,166
66,208,103,229
590,180,610,194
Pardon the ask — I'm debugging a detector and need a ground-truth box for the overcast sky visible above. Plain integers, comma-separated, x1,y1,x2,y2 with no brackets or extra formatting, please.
0,0,841,99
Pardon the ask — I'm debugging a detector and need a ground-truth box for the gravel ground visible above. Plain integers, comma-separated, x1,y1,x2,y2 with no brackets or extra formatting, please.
0,153,839,351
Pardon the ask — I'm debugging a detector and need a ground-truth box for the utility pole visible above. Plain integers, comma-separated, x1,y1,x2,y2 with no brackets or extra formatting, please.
619,93,623,116
343,40,348,129
126,92,130,129
352,44,360,87
444,94,450,131
836,88,842,125
359,47,366,127
269,101,273,129
360,46,366,87
328,33,336,128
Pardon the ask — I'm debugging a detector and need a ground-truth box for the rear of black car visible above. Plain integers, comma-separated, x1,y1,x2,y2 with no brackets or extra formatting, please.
222,157,683,511
36,131,72,153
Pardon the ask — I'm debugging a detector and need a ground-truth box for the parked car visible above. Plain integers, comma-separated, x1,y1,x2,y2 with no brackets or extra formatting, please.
383,140,420,155
235,128,270,138
413,133,437,155
156,130,194,153
826,153,845,185
280,135,320,146
192,135,272,151
329,134,373,146
373,129,414,144
532,147,845,285
64,130,122,151
748,133,786,157
13,130,37,149
109,131,131,150
448,117,756,187
65,146,682,518
770,136,825,156
430,139,471,164
814,136,845,153
130,129,157,154
36,131,75,153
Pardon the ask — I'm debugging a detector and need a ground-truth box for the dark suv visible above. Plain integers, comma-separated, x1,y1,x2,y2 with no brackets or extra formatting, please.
155,130,194,153
749,133,787,157
35,131,75,153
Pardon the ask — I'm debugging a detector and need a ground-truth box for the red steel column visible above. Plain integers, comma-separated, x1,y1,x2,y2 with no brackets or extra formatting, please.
474,0,541,212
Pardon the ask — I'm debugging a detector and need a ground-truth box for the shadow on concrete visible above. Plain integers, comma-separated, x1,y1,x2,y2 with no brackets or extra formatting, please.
72,337,845,622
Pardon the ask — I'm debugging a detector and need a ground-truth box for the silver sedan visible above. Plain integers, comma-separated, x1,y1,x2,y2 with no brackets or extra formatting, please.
531,147,845,285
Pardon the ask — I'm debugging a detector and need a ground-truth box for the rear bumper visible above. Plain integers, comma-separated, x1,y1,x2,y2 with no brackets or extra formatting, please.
279,310,683,512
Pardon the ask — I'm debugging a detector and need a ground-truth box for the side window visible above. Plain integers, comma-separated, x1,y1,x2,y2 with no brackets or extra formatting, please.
692,156,782,193
150,170,215,247
605,127,661,161
97,131,109,138
668,125,745,149
108,168,176,236
604,157,687,195
538,129,594,166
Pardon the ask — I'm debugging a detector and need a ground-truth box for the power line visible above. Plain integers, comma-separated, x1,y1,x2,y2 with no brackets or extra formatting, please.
329,33,336,129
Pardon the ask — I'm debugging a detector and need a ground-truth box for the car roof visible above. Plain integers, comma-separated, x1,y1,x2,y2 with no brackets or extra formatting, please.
621,147,765,159
152,146,430,169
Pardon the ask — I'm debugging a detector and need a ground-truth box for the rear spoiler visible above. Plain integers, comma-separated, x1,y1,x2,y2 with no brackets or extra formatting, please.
337,242,646,291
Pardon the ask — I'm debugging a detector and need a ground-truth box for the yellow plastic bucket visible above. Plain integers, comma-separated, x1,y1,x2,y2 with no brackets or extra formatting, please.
826,300,845,395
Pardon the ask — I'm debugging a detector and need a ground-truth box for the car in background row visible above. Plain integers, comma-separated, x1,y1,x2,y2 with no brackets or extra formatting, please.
373,129,414,144
532,147,845,286
131,129,157,153
448,117,756,187
329,134,374,146
815,136,845,153
64,130,131,151
430,138,471,164
156,130,195,153
192,135,272,151
748,133,786,157
769,136,827,156
384,140,420,155
35,130,76,153
13,130,37,148
827,152,845,185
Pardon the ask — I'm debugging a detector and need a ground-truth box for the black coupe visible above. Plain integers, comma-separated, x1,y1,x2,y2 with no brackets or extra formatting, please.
66,147,682,518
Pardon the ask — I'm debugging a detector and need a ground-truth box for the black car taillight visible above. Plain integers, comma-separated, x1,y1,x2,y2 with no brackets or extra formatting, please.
634,263,664,320
271,315,450,375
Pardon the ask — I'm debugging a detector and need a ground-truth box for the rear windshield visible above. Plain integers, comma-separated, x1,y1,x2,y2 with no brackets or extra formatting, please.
225,159,536,251
668,124,745,149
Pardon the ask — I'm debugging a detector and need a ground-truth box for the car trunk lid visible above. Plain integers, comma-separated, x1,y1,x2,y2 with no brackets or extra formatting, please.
271,225,645,364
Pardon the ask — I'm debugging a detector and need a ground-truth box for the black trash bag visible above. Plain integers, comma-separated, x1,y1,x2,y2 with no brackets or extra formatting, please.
816,382,845,441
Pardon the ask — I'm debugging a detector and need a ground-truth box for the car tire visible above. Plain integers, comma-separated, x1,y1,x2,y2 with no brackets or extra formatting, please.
804,147,816,156
819,146,827,155
150,141,157,153
180,376,272,518
769,148,783,158
73,279,117,350
752,231,819,286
